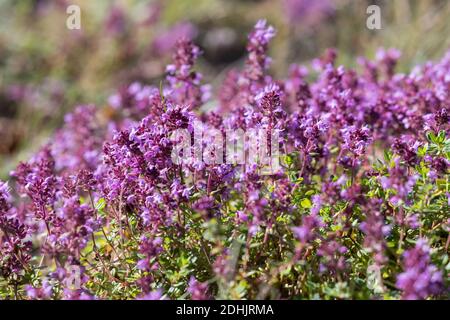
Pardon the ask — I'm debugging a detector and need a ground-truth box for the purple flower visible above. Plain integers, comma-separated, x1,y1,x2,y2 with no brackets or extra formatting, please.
360,200,390,265
341,125,372,158
317,239,348,275
392,137,420,166
52,105,103,172
165,38,208,109
292,212,323,244
193,195,216,219
396,239,443,300
137,289,164,300
187,276,210,300
0,180,32,278
11,145,58,223
152,22,197,56
379,160,418,207
256,84,286,130
244,20,275,83
283,0,335,27
104,5,127,35
138,236,163,272
26,281,53,300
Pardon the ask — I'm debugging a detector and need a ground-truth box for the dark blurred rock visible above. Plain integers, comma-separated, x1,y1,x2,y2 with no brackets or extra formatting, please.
199,26,246,65
0,118,23,155
0,93,18,119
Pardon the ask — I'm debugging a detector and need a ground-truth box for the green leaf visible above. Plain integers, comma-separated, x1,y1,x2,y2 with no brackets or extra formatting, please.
417,144,428,157
95,197,106,211
383,150,392,162
437,130,446,143
300,198,312,209
331,224,342,232
284,154,294,166
426,131,436,143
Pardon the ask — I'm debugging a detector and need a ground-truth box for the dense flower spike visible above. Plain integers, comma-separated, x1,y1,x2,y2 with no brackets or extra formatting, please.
52,105,103,173
396,239,443,300
1,21,449,300
245,19,276,83
0,181,31,279
12,145,58,223
166,38,209,109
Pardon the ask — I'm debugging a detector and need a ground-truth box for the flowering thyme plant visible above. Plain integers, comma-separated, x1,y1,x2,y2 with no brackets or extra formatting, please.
0,20,449,300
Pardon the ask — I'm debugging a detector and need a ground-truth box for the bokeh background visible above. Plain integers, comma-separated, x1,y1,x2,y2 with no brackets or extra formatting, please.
1,0,450,178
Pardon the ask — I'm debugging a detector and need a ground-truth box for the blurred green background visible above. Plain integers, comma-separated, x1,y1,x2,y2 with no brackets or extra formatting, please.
1,0,450,178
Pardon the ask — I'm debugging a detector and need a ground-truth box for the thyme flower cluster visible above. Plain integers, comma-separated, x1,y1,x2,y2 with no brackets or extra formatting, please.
0,20,448,300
